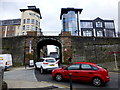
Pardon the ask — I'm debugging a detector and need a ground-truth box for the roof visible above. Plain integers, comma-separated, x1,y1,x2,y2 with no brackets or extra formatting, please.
20,6,42,19
73,62,96,65
60,8,83,19
94,17,103,21
80,17,114,22
0,19,21,26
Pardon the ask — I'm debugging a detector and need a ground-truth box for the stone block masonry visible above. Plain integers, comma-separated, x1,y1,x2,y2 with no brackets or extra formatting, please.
2,35,120,70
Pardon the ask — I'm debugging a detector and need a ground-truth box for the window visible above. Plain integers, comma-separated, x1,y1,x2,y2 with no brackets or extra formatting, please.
7,26,10,31
39,59,44,62
22,32,24,35
36,15,40,18
97,31,103,37
2,27,5,31
12,26,14,30
31,25,35,30
0,21,2,26
67,64,80,70
23,19,26,24
45,59,56,62
26,25,30,30
36,20,38,25
36,27,37,31
81,64,92,70
83,30,92,36
0,27,1,31
29,13,40,18
18,26,20,29
67,11,76,18
12,33,14,36
105,30,115,37
80,22,93,28
27,19,30,24
92,66,99,70
23,25,25,30
96,21,103,27
2,34,4,37
31,19,34,24
105,22,114,29
7,34,9,37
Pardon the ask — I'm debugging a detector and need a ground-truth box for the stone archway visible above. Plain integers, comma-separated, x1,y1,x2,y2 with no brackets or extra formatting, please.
36,38,62,63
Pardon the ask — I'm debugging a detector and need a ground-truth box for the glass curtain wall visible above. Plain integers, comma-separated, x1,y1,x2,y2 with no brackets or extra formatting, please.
62,11,77,35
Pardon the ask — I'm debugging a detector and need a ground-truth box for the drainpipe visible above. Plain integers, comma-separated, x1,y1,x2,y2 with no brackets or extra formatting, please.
77,11,80,36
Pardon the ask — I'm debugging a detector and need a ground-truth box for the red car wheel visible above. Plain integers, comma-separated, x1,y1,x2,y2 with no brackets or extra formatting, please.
55,74,63,82
92,77,103,87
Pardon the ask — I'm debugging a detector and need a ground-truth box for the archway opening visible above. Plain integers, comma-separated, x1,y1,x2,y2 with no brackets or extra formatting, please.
37,39,62,63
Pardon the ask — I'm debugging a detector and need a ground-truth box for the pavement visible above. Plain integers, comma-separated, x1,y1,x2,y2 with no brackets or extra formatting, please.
3,66,69,89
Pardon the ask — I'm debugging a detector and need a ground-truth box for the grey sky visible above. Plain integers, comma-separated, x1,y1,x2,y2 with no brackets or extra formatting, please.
0,0,119,35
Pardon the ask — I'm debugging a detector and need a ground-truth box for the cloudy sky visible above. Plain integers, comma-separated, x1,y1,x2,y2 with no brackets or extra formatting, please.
0,0,119,35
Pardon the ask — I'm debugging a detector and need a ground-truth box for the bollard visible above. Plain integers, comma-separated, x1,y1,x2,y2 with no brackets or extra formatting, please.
69,73,73,90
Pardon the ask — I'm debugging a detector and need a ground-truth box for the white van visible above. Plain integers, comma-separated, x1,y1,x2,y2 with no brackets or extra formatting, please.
0,54,13,70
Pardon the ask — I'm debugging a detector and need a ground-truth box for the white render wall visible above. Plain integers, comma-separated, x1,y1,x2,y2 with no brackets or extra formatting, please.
20,10,41,36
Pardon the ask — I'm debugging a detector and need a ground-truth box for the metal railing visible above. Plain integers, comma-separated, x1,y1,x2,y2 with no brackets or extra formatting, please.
42,31,61,36
0,67,4,90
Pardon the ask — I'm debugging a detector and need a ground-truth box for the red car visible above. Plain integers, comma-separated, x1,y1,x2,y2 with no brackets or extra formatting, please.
52,62,110,87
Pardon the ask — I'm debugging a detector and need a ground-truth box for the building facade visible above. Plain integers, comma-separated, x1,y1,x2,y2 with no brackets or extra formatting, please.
0,6,42,37
60,8,116,37
0,19,21,37
80,17,116,37
20,6,42,36
60,8,83,36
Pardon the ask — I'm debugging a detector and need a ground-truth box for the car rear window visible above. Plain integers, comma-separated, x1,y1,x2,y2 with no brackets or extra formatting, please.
39,59,44,62
45,59,56,62
92,66,99,70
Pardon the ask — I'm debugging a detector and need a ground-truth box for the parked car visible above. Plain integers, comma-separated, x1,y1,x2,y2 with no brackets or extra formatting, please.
35,57,59,74
52,62,110,87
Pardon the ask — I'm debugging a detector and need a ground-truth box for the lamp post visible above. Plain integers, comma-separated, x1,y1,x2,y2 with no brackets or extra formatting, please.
77,11,80,36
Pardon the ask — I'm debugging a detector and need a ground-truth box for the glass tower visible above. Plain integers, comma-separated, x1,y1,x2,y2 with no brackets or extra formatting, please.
60,8,83,36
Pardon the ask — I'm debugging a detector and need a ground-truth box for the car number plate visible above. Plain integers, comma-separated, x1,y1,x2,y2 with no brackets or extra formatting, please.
50,64,54,66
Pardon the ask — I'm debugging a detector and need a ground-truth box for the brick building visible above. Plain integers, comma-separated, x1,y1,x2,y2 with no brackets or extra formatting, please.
0,6,42,37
